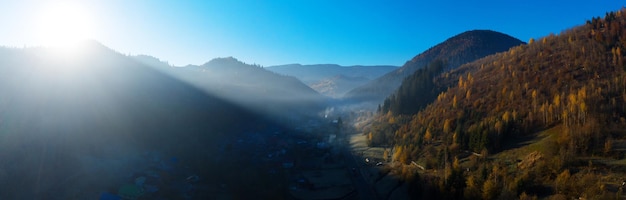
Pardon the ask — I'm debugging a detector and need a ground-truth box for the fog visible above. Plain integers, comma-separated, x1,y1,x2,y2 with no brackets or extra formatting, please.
134,55,331,121
0,42,334,199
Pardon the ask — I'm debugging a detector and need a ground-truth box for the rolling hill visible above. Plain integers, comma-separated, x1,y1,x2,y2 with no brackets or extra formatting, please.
266,64,397,98
134,56,329,119
345,30,525,106
309,75,372,98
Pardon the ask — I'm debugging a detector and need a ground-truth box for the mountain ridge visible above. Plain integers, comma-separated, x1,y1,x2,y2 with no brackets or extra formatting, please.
266,63,397,97
135,56,329,118
267,63,397,82
345,29,525,106
309,74,372,98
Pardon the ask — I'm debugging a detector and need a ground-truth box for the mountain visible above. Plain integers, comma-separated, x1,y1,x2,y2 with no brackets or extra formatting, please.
266,64,397,83
345,30,525,106
0,42,285,199
134,56,329,119
309,74,371,98
266,64,397,97
367,10,626,199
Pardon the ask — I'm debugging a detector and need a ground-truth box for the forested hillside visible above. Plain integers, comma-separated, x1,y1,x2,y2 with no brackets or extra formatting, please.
368,9,626,199
345,30,524,106
379,60,446,115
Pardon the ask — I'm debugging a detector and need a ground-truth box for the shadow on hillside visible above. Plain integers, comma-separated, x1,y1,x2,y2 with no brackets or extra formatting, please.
0,47,315,199
500,134,542,152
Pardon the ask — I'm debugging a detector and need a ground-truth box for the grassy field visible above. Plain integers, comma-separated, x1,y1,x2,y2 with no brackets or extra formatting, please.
495,126,561,161
349,134,386,163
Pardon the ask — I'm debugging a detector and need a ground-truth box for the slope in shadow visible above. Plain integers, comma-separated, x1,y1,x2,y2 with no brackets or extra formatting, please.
0,42,292,199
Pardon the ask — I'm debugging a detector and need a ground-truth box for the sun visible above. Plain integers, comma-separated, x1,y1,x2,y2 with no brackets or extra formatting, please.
36,3,95,48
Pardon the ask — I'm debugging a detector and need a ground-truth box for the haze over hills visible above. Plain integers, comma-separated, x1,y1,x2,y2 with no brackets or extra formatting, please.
309,75,372,98
266,64,398,83
345,30,525,107
266,64,397,98
0,42,316,199
0,44,356,199
366,10,626,199
1,1,625,199
134,55,329,119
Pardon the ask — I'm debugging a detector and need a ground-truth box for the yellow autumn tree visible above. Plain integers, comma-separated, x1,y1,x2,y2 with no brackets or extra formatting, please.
443,119,452,133
502,111,511,123
452,95,458,109
494,120,504,134
555,169,571,194
424,129,433,143
393,145,403,162
465,175,481,199
482,179,499,200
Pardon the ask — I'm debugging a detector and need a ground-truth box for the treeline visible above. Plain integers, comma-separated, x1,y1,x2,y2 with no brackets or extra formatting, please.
380,60,446,115
368,9,626,199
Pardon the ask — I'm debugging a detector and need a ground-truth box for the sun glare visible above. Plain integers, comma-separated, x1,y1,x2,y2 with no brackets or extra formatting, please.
36,3,94,49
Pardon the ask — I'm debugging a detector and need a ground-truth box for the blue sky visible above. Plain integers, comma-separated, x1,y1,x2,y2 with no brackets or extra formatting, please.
0,0,623,66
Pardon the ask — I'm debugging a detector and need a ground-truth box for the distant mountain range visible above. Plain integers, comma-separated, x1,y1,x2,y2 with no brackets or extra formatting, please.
134,56,329,118
266,64,397,98
345,30,525,107
309,75,371,98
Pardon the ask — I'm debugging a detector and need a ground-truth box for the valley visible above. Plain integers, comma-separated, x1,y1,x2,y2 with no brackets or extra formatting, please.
1,3,626,200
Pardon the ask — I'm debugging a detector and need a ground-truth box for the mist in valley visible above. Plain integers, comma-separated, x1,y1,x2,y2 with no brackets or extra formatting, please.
0,42,337,199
